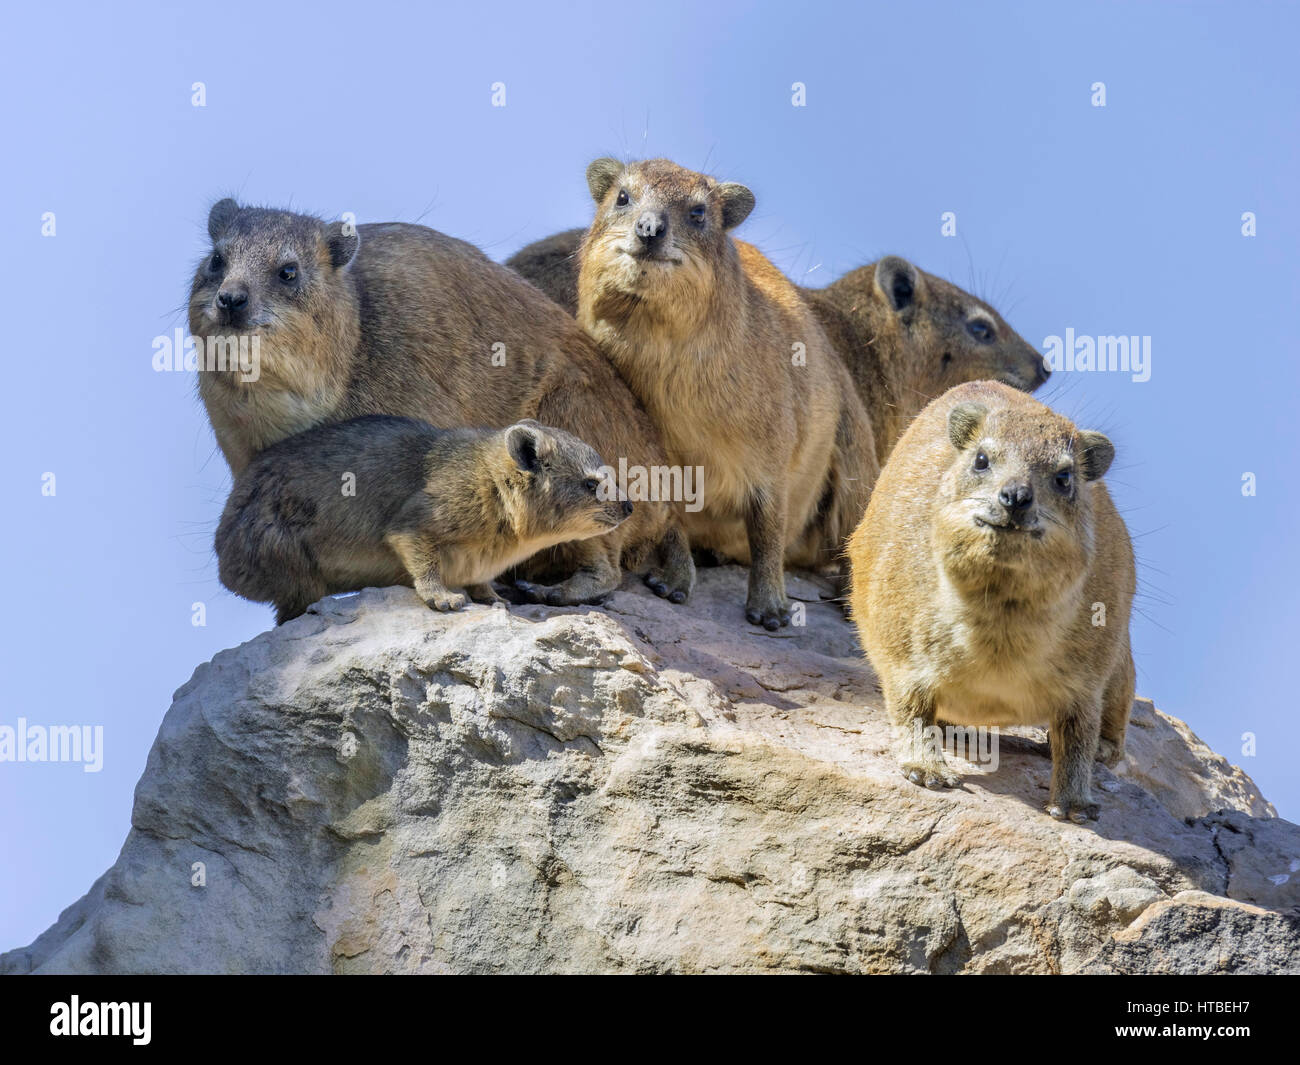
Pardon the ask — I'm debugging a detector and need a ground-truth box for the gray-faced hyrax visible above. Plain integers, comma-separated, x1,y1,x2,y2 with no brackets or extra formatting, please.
215,415,631,625
188,200,693,608
575,158,879,630
847,380,1135,823
508,232,1049,464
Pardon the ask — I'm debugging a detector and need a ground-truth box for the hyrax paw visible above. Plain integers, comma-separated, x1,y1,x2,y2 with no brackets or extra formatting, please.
745,596,791,631
513,579,552,605
901,760,959,790
644,573,690,605
1046,799,1100,823
1095,738,1124,767
467,583,506,606
427,591,467,612
513,579,587,606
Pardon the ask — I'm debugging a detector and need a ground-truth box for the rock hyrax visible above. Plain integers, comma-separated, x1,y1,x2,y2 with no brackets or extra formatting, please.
188,201,693,607
803,258,1049,463
576,158,878,629
216,415,631,625
848,381,1135,822
508,231,1049,462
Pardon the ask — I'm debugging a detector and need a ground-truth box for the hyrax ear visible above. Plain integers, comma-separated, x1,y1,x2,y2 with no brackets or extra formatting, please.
716,183,755,230
875,256,921,313
208,198,240,241
506,422,550,472
1076,431,1115,481
948,402,989,450
324,220,360,268
586,157,624,203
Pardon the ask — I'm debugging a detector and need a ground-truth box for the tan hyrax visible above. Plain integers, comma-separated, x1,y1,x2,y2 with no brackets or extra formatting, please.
848,381,1135,822
577,158,878,629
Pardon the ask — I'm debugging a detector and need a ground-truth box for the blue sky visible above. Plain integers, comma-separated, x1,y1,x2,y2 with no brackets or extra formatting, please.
2,0,1297,949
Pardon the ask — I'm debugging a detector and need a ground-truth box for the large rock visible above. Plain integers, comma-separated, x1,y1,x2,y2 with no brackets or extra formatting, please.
4,568,1297,974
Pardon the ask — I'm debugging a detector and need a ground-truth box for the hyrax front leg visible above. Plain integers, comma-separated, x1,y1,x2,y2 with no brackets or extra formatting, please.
744,483,792,629
515,539,621,605
644,519,695,604
1047,701,1102,822
386,532,466,612
890,683,959,789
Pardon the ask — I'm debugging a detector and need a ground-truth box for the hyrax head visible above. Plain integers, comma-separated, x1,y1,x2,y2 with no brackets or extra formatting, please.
498,420,632,540
936,394,1114,586
581,158,755,305
189,198,359,350
863,257,1050,395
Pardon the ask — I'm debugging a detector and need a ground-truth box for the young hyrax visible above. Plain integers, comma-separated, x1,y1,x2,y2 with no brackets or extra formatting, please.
576,158,878,629
848,381,1135,822
215,415,631,625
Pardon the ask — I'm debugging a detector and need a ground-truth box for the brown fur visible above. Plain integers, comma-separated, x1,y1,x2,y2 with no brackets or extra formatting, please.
575,159,878,629
847,381,1135,821
189,202,694,607
803,259,1048,463
509,231,1049,463
216,415,631,624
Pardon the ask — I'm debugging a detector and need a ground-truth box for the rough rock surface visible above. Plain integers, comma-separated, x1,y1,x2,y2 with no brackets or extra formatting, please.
4,567,1297,974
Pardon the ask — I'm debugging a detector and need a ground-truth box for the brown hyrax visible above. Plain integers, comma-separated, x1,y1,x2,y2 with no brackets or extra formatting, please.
216,415,631,625
576,158,878,629
803,258,1049,463
188,200,693,608
848,381,1135,822
508,231,1049,462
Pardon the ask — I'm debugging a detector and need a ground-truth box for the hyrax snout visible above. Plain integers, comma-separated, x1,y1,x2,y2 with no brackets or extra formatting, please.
848,381,1136,823
215,415,628,625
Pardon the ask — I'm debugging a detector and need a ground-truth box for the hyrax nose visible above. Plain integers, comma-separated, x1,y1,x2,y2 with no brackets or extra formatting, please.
998,481,1034,513
634,211,666,243
621,499,634,516
217,287,249,311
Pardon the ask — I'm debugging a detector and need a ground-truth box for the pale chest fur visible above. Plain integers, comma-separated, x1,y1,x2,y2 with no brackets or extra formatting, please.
595,326,770,513
927,574,1089,727
200,374,340,472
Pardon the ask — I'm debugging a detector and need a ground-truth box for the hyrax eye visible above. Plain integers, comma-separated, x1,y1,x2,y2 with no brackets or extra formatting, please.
209,252,224,273
688,204,707,225
1055,469,1073,491
615,190,630,207
279,263,298,283
973,451,990,472
583,477,601,494
966,319,995,343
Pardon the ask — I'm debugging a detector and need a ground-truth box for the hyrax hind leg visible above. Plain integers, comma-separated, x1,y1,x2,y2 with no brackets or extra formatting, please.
644,519,695,604
1047,699,1103,823
274,582,329,626
515,538,621,605
787,398,877,616
1096,651,1136,767
888,681,959,789
744,482,793,630
386,531,467,612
